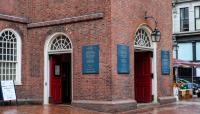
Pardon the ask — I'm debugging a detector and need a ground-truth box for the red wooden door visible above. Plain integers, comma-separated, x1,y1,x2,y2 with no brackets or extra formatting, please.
50,55,62,104
135,52,152,103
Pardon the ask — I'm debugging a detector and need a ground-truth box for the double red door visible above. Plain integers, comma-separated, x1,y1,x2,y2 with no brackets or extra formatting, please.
135,52,152,103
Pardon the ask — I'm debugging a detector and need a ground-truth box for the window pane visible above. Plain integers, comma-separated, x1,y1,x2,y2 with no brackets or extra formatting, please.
173,48,176,59
178,67,192,77
180,8,189,19
197,68,200,77
3,63,5,74
3,55,6,60
195,7,200,18
185,8,189,19
178,43,193,60
196,19,200,30
180,8,184,18
183,19,189,30
0,49,2,60
180,8,189,31
3,48,6,53
196,42,200,60
14,56,17,61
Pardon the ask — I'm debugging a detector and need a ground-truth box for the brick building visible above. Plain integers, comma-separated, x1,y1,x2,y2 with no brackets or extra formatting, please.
0,0,175,112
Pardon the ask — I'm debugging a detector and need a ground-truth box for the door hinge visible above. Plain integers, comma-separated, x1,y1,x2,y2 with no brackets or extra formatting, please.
152,95,154,101
151,73,154,79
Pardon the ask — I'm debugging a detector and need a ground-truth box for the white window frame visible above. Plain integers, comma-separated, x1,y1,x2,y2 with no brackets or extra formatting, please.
195,6,200,30
180,7,189,32
0,28,22,85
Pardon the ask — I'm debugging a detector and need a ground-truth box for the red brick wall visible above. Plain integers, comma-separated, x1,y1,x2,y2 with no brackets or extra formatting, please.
28,0,108,22
0,0,112,101
15,0,111,101
26,17,112,101
110,0,173,100
0,0,173,102
0,0,27,17
0,20,31,99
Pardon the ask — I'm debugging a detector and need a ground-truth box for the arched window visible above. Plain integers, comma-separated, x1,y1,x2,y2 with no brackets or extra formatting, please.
134,28,152,48
48,34,72,53
0,29,21,84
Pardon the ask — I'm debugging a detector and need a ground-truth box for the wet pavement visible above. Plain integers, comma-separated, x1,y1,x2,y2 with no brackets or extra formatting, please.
0,98,200,114
0,105,104,114
121,98,200,114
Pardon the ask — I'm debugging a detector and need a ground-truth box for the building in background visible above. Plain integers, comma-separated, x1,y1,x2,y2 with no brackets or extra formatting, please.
0,0,174,112
172,0,200,83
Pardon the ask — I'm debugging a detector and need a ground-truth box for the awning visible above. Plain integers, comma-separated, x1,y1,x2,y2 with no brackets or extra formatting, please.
173,59,200,68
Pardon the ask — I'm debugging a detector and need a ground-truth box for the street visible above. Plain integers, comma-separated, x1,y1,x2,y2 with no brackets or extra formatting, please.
0,98,200,114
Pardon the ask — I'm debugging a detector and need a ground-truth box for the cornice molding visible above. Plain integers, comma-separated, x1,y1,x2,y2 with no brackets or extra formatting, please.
0,13,104,28
0,13,28,24
27,13,104,29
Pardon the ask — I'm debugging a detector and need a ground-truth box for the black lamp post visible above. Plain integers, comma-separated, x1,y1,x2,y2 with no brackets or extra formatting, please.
145,12,161,42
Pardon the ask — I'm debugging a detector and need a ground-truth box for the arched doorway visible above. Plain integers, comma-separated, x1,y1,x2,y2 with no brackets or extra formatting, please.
44,33,73,104
134,25,157,103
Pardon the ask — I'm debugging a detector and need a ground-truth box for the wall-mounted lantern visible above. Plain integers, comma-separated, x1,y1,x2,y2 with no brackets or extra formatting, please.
145,12,161,42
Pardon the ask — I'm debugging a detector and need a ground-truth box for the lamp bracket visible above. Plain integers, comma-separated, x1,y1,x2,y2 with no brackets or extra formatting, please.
144,11,158,29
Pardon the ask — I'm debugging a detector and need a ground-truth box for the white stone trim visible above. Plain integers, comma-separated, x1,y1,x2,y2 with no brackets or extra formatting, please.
152,43,158,103
134,25,158,103
44,32,73,104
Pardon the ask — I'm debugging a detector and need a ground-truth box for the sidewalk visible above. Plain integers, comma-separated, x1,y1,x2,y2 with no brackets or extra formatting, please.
0,98,200,114
0,105,105,114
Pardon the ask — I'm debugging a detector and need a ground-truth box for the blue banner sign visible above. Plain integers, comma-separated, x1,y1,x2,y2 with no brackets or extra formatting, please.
117,44,130,74
82,45,99,74
161,50,170,75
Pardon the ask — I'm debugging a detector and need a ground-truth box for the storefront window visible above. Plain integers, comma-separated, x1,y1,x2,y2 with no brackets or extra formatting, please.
178,67,192,77
178,43,193,61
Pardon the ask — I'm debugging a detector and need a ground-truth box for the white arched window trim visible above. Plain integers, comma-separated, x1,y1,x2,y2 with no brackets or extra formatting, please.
48,33,72,54
0,28,22,85
134,26,153,50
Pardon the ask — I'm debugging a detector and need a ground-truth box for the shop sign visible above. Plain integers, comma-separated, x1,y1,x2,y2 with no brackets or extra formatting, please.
161,50,170,75
82,45,99,74
117,44,130,74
